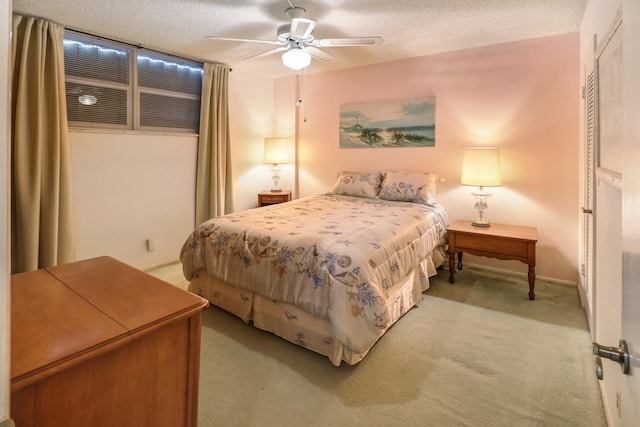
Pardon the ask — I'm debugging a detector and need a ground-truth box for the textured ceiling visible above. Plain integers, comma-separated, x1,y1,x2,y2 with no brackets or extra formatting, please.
13,0,587,78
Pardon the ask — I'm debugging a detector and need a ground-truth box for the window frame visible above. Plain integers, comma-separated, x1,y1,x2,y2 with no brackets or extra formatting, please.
64,30,203,134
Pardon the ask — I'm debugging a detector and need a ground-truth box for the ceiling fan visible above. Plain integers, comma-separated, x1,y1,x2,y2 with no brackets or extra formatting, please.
206,0,384,70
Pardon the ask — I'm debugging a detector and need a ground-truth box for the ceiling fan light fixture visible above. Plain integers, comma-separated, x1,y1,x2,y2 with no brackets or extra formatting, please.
282,48,311,70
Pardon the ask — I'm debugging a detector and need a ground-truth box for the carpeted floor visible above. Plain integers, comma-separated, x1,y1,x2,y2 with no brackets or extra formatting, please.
148,264,606,427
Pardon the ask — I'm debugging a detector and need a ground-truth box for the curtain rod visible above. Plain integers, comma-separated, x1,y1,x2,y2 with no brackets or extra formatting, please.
67,27,230,70
14,12,231,70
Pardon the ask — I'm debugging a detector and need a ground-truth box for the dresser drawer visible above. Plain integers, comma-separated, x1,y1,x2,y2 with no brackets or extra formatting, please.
455,232,530,258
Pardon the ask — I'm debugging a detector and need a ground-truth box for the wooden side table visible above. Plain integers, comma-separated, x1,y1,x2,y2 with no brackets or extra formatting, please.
258,190,292,207
447,220,538,300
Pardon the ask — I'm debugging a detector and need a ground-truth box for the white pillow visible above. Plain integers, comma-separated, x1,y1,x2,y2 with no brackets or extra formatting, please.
331,171,382,198
379,171,444,206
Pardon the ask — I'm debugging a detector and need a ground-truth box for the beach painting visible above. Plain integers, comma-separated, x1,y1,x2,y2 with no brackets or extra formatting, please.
339,96,436,148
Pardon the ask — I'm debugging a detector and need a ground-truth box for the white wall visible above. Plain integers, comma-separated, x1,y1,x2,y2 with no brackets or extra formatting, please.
580,0,621,53
0,0,10,421
70,131,198,270
227,69,280,210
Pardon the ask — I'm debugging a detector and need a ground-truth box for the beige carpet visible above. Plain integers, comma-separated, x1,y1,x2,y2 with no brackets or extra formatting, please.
148,264,606,426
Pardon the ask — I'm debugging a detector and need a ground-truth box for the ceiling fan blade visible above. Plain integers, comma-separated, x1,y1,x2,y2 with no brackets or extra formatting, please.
311,37,384,47
302,46,334,63
206,36,284,46
290,18,316,39
243,46,289,61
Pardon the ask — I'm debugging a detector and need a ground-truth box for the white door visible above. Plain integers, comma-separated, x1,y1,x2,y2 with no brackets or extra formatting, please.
619,0,640,424
591,3,640,425
585,8,624,427
590,10,624,424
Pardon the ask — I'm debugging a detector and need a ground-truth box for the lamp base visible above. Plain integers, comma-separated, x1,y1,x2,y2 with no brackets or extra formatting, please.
471,187,492,228
269,165,282,193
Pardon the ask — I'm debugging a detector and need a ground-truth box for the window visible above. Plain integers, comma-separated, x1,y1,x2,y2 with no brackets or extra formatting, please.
137,50,203,131
64,31,203,133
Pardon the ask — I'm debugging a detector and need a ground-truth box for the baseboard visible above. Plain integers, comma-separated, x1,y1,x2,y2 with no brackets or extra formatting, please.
447,262,578,288
143,259,181,273
576,279,590,313
576,278,595,339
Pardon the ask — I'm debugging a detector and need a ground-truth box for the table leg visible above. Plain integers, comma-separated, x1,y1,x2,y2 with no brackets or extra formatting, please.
449,252,455,283
528,265,535,300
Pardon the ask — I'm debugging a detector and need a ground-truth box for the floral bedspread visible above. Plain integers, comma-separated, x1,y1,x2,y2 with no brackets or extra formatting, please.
180,194,448,353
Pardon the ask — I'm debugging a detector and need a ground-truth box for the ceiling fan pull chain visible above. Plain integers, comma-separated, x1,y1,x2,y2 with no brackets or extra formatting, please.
303,66,308,122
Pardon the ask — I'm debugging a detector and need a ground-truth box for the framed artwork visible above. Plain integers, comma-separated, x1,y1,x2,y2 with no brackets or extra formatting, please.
339,96,436,148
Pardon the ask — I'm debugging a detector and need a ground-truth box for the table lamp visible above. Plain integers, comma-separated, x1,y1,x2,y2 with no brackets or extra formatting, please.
263,137,288,192
460,147,502,227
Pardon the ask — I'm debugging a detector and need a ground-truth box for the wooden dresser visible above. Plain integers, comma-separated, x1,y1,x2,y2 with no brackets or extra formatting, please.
10,256,209,427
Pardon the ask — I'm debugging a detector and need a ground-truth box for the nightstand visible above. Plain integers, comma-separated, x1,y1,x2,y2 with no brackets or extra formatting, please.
447,220,538,300
258,190,292,207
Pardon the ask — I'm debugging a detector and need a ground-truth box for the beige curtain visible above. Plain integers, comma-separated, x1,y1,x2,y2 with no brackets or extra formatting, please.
11,15,75,273
195,63,234,226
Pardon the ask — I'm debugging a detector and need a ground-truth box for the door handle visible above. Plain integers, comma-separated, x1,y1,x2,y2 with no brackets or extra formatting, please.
592,339,630,380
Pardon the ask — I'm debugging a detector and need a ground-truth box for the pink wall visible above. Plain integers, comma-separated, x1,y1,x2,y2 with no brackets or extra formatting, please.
275,33,580,283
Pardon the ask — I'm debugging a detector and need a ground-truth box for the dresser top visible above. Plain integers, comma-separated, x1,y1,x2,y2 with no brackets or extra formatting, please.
11,256,208,389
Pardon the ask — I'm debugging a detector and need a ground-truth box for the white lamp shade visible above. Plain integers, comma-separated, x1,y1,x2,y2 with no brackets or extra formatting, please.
263,138,288,164
282,48,311,70
460,147,502,187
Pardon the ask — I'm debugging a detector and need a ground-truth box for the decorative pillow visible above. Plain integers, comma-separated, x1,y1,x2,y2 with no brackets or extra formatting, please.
331,171,383,198
379,171,444,206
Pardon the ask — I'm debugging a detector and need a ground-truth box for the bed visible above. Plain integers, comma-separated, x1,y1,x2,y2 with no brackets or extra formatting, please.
180,171,448,366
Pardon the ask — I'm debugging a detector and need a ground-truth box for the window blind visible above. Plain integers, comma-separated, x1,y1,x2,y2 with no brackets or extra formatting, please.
63,30,203,133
